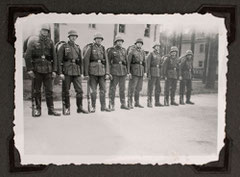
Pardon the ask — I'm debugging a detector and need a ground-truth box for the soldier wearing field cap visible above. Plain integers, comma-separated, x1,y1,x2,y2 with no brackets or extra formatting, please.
127,38,147,109
146,42,164,108
179,50,194,105
57,30,88,115
83,32,111,112
162,46,179,106
25,24,60,117
108,35,129,111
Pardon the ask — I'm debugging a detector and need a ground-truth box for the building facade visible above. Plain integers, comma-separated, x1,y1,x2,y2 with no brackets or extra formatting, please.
57,23,160,53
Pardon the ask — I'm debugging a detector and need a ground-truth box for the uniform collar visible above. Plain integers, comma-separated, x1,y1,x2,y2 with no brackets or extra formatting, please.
114,45,122,50
153,50,160,55
94,42,102,47
68,40,75,46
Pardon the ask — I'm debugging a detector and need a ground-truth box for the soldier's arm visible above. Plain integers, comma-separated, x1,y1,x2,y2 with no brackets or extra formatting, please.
107,48,113,73
179,59,183,77
143,51,147,73
146,52,152,76
51,42,58,73
127,51,133,74
104,48,110,75
83,46,91,76
24,38,35,71
191,59,194,76
162,57,168,78
57,44,65,75
78,46,83,75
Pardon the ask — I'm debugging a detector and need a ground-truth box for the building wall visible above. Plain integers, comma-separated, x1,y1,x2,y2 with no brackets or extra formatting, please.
59,23,160,53
116,24,160,53
59,23,115,49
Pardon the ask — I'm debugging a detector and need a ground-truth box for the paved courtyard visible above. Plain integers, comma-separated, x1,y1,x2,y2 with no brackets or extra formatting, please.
23,94,218,157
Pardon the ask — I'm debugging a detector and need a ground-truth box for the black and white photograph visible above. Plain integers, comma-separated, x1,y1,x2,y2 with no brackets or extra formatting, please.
14,13,227,165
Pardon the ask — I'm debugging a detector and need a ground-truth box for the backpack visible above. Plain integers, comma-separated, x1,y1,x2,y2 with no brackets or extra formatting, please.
126,44,136,55
55,41,67,54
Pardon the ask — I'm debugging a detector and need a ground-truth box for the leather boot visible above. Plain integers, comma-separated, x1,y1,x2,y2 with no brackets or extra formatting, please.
101,106,111,112
48,108,61,116
109,100,115,111
134,93,144,108
147,97,153,108
77,97,89,114
164,97,169,106
47,97,61,116
179,95,185,105
120,104,130,110
186,93,194,104
128,97,134,109
33,96,41,117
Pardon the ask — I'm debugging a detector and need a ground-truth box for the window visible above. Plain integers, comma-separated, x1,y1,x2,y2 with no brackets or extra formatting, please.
199,44,204,53
199,61,203,67
144,24,151,37
119,24,126,33
89,24,96,29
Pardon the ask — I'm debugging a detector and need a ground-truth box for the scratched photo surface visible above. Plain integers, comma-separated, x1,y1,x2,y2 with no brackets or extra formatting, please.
14,13,227,165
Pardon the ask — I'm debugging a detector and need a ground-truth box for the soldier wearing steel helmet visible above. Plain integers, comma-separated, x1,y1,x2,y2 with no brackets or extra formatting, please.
127,38,147,109
57,30,88,115
146,42,164,108
162,46,180,106
107,35,129,111
179,50,195,105
24,24,60,117
83,32,111,112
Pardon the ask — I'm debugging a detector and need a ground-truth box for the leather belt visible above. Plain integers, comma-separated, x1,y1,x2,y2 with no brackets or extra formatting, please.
151,65,159,67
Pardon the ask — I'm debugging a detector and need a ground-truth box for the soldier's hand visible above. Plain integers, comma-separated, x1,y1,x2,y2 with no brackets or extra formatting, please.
27,71,35,78
179,76,182,80
59,74,65,80
148,75,151,80
52,72,57,78
105,74,110,80
80,74,84,79
165,77,168,80
144,73,147,79
109,74,113,80
128,73,132,80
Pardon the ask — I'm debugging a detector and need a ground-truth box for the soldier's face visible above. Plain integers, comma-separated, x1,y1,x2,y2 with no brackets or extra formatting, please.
116,40,123,47
69,35,77,42
154,45,160,51
170,51,177,58
186,54,193,60
40,29,49,36
136,42,143,48
95,38,102,45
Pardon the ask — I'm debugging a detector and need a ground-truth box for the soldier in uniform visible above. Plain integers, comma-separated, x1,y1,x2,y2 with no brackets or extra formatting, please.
83,32,111,112
57,30,88,115
162,46,179,106
179,50,195,105
127,38,147,109
108,35,130,111
146,42,164,107
24,24,60,117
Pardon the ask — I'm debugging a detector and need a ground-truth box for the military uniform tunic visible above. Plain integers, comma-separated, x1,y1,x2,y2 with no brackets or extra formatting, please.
127,47,146,105
57,41,84,109
83,43,109,109
162,55,179,103
179,56,194,101
24,34,57,110
146,50,163,104
108,46,128,106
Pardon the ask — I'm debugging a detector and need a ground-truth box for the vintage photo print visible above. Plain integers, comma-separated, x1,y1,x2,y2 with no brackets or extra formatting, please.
14,13,227,165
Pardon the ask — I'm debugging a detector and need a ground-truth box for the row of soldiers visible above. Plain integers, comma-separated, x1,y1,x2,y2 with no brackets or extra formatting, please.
24,24,194,117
